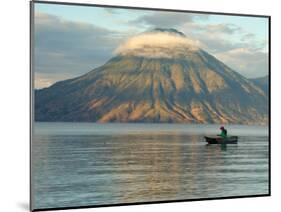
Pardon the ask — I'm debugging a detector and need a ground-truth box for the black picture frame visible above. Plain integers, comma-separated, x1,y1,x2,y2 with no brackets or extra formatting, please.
30,1,271,211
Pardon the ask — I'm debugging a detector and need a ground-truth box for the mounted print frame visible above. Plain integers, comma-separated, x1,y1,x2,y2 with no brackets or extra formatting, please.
30,0,271,211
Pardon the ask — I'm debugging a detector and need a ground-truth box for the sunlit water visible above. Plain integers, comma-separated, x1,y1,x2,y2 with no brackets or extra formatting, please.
32,123,269,209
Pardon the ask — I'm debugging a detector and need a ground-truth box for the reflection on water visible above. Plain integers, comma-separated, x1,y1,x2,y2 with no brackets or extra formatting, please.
32,123,269,209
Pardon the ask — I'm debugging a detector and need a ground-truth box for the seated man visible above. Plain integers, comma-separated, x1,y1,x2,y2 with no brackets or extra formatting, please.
218,126,227,138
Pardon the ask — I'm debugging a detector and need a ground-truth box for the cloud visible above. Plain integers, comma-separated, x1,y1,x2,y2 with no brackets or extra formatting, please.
180,22,245,53
34,72,74,89
131,11,208,28
215,48,268,78
182,23,241,35
34,12,122,88
34,11,268,88
178,22,268,78
103,8,120,14
241,32,256,42
115,31,201,58
205,23,241,34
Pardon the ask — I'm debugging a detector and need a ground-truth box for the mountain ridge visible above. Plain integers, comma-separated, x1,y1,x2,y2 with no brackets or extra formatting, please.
249,75,269,94
35,29,268,125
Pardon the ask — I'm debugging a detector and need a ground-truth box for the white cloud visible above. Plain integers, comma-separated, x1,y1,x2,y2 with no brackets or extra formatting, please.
34,12,121,86
34,73,75,89
115,31,202,58
215,48,268,78
178,22,268,78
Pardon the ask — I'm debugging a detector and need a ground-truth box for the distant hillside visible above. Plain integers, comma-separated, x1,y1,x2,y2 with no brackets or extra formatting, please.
35,29,268,124
249,75,269,94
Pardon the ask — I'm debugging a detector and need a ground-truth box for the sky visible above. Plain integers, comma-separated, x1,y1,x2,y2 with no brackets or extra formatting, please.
34,2,269,89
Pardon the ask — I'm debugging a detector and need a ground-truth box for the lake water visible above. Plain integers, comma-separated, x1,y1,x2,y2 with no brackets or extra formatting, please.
32,123,269,210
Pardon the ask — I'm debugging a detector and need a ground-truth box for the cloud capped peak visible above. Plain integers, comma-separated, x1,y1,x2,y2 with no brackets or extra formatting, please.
115,28,201,58
150,28,186,37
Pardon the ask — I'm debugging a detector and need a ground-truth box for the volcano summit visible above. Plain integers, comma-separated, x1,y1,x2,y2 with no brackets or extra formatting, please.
35,28,268,124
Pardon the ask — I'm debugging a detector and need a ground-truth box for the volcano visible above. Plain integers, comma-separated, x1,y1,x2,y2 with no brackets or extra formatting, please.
35,28,268,124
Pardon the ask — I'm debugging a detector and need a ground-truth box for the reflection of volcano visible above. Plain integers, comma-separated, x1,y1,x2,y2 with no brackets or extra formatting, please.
107,134,193,202
103,134,228,202
35,28,268,124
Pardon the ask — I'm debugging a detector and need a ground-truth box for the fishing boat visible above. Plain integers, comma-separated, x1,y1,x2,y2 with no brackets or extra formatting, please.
204,136,238,144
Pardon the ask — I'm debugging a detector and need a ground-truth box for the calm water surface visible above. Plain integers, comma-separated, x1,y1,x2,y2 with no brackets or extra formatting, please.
32,123,269,209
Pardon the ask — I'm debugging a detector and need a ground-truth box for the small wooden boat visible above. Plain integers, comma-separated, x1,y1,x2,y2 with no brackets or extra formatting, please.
204,136,238,144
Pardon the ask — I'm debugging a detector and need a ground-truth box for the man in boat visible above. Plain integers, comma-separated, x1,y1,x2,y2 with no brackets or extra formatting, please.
218,126,227,138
